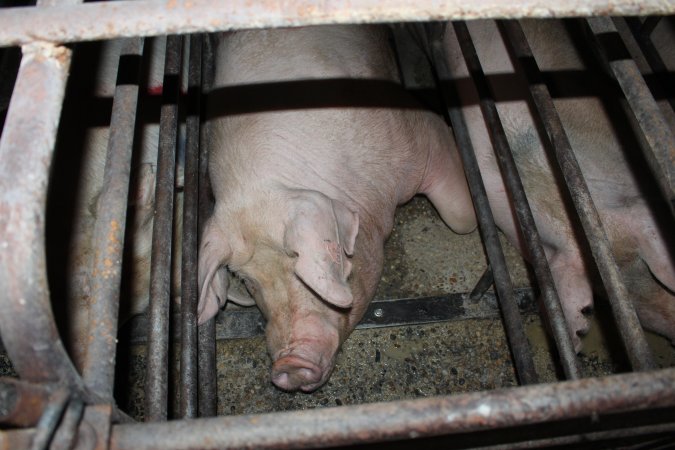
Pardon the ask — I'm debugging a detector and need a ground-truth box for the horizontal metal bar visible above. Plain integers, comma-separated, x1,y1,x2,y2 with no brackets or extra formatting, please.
480,423,675,450
0,0,674,48
109,368,675,450
0,378,52,427
122,289,538,344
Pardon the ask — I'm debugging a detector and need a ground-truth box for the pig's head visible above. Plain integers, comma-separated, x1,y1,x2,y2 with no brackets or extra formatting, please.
198,189,360,392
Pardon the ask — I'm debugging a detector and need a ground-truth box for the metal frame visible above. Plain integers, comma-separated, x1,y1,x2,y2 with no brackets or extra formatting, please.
0,1,674,449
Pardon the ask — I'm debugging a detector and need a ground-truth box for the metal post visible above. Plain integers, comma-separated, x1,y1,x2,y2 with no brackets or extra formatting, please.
427,24,538,386
145,34,183,422
197,33,218,418
180,33,202,419
82,37,145,399
499,19,656,372
452,21,580,380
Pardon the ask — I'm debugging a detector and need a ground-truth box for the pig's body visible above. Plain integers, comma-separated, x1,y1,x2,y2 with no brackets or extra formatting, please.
442,20,675,350
200,26,475,392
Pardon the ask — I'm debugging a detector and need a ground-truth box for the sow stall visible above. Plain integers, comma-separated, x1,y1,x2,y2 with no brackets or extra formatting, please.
0,1,674,449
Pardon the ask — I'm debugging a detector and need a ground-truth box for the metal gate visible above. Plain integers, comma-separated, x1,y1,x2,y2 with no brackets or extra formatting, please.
0,1,674,449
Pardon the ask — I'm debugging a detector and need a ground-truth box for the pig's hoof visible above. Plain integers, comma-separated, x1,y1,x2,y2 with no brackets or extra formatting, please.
272,355,324,392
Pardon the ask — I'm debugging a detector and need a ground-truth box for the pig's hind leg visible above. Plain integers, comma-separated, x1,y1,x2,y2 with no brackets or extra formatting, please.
421,130,477,235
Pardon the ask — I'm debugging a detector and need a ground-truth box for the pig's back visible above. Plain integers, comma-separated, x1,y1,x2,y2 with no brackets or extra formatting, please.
208,26,437,229
214,25,399,83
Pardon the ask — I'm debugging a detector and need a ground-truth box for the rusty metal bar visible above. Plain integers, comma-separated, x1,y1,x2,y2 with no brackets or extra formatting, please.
81,37,145,399
499,19,656,372
110,368,675,450
29,389,69,450
480,424,675,449
0,0,674,48
623,17,675,112
638,16,662,36
452,21,580,380
0,378,52,427
197,33,217,418
180,33,202,419
585,17,675,217
0,41,89,393
145,34,183,422
426,25,538,386
49,399,84,450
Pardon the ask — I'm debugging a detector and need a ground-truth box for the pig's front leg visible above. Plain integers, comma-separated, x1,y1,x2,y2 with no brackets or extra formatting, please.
419,118,477,235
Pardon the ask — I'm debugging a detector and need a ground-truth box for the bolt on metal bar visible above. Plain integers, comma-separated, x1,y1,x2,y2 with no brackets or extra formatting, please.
145,34,183,422
1,0,674,48
585,17,675,217
0,41,90,394
180,33,202,419
29,389,69,450
81,37,145,399
110,368,675,450
426,24,538,386
499,19,656,371
197,33,218,418
453,21,580,380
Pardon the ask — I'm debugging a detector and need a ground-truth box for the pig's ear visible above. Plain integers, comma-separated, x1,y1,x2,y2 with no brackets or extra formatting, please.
198,219,232,324
284,190,359,308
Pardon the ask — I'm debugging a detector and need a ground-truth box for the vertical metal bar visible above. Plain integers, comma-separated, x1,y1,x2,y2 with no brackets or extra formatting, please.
500,19,656,371
82,37,144,399
29,389,69,450
145,34,183,422
453,21,580,380
638,16,662,37
585,17,675,217
427,25,538,386
197,34,218,418
623,17,675,112
180,34,202,419
0,41,88,392
50,398,84,450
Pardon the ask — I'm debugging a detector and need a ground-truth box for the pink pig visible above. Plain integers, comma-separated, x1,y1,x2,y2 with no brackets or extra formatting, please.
198,25,475,392
441,19,675,351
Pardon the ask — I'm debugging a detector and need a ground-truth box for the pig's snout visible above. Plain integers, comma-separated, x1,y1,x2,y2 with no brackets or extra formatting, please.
271,355,326,392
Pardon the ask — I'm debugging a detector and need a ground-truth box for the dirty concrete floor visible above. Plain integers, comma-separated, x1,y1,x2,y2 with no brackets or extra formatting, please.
116,195,675,420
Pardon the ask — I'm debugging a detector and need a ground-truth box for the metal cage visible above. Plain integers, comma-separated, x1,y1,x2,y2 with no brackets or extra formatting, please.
0,1,674,449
